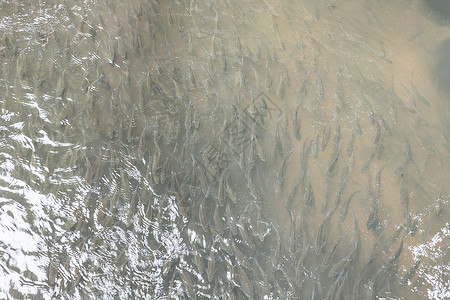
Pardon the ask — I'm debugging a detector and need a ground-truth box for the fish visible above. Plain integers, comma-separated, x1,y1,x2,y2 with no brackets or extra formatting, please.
237,264,253,299
285,177,301,211
378,114,392,136
295,253,307,291
107,186,120,214
341,165,350,186
318,74,325,101
253,133,266,162
352,253,378,299
361,150,376,174
275,117,284,158
276,75,285,100
152,143,162,184
364,281,375,300
421,153,432,172
214,202,225,234
411,72,431,107
138,127,147,159
405,213,418,236
310,279,322,300
248,134,257,165
238,216,255,250
232,240,251,270
363,97,376,125
352,212,361,253
214,230,233,256
276,147,293,197
156,196,167,228
254,258,270,297
217,171,226,207
321,120,331,152
373,121,381,148
346,132,355,157
399,257,422,289
279,267,296,296
315,211,332,255
332,167,350,211
120,169,131,198
211,278,221,298
188,32,195,56
167,5,174,27
16,50,27,81
374,161,390,199
293,104,302,141
387,240,404,267
207,244,216,282
191,243,204,275
320,232,350,272
160,157,170,185
321,181,331,214
385,226,404,250
328,213,360,278
303,174,315,212
188,64,196,88
180,267,195,298
339,189,362,224
247,162,260,200
213,4,219,31
325,271,347,299
55,71,66,97
255,204,264,242
225,201,238,235
272,17,286,50
366,198,379,230
236,35,242,52
300,139,312,182
207,55,214,76
312,131,320,159
280,0,294,25
246,204,260,239
354,115,362,138
333,120,341,151
237,64,247,87
287,214,297,255
331,270,349,300
272,226,282,267
403,137,413,163
265,62,272,91
197,165,209,195
262,0,278,16
332,186,345,213
199,188,210,232
399,174,409,216
326,144,341,180
225,174,238,204
126,186,139,226
126,106,136,143
218,40,227,72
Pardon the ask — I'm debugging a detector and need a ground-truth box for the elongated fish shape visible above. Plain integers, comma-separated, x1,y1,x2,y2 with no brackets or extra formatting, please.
315,211,332,255
276,147,294,197
339,189,362,224
399,257,421,289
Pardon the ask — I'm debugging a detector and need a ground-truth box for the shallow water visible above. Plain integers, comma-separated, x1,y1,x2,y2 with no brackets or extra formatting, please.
0,0,449,299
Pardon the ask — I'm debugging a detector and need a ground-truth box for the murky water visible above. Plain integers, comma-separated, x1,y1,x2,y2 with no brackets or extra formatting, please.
0,0,449,299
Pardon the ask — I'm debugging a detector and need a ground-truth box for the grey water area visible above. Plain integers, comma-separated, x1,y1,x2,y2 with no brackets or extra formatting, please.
0,0,449,299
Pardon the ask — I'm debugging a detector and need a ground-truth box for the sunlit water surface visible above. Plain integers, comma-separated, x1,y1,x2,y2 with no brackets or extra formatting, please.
0,0,449,299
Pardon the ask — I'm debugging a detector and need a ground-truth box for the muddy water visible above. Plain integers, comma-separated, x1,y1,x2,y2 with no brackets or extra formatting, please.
0,0,449,299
